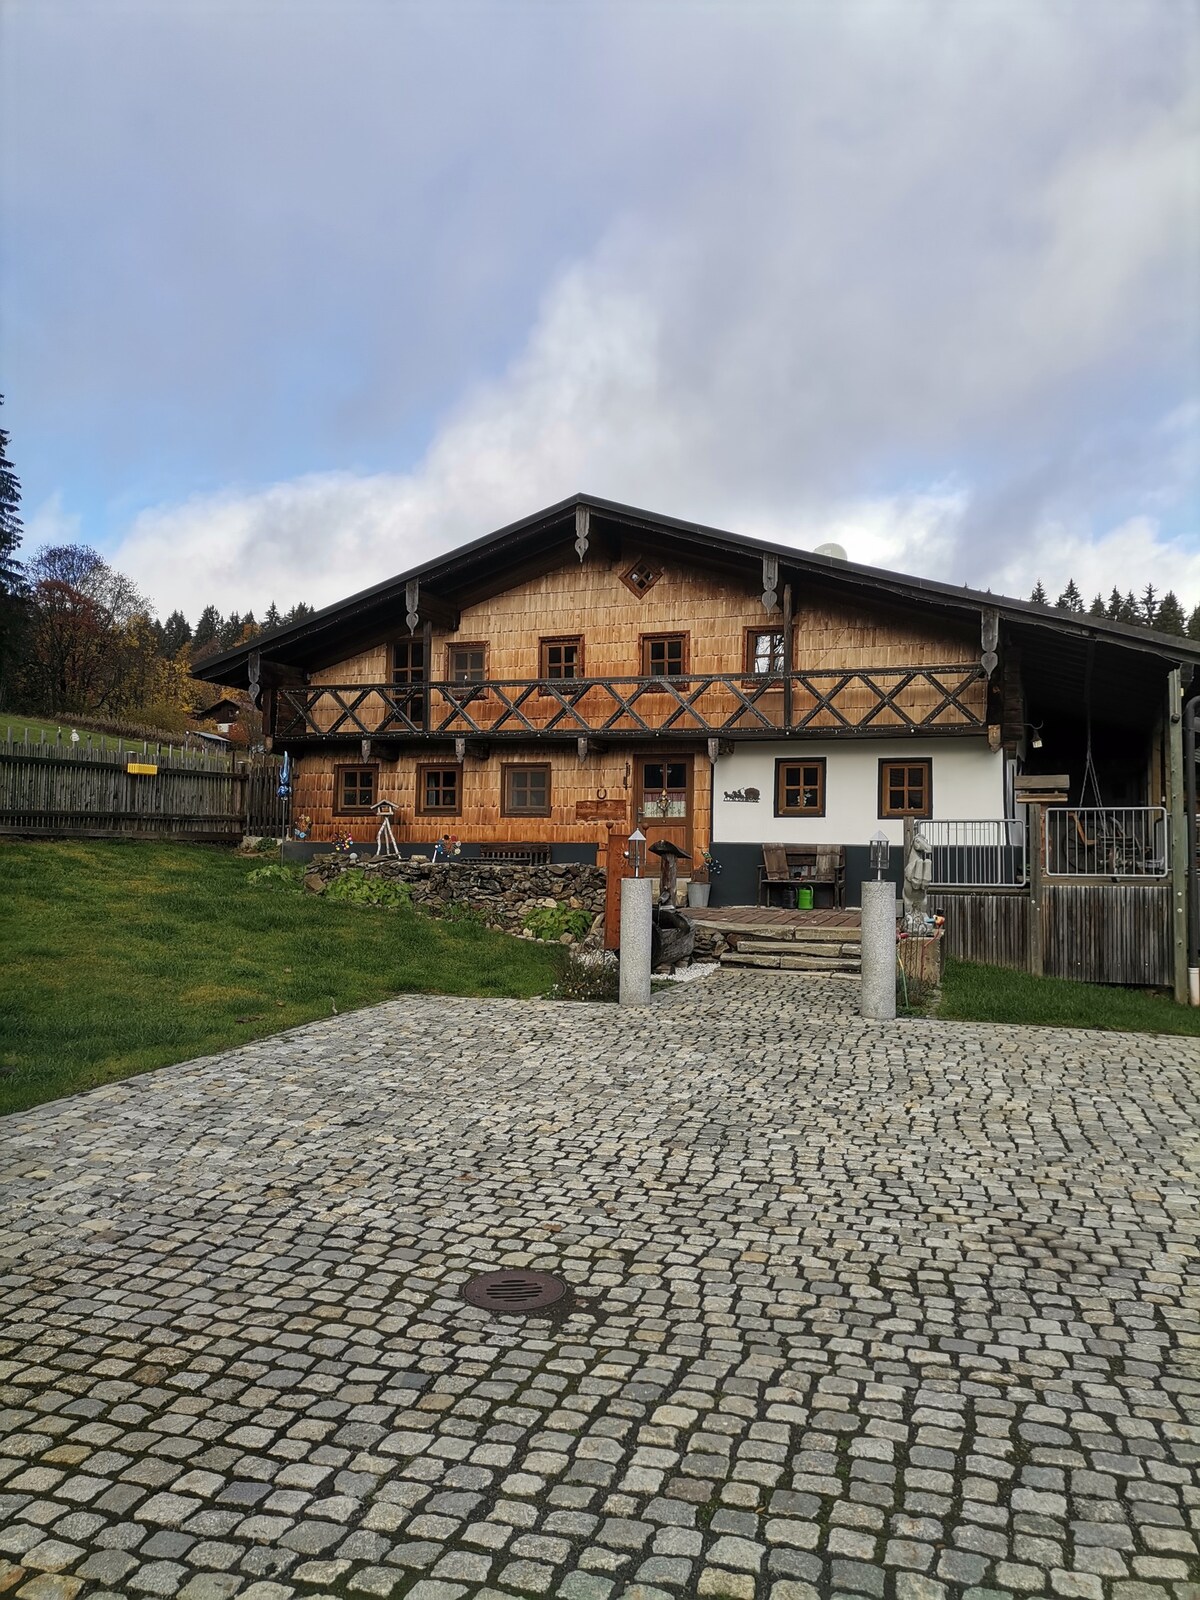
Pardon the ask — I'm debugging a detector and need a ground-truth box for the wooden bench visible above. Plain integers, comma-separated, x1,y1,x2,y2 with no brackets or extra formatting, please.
758,844,846,909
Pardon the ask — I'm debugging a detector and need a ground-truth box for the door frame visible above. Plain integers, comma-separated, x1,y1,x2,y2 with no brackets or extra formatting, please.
634,752,695,861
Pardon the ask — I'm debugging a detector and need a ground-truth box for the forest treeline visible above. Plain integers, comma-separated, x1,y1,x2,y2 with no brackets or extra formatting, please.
1028,579,1200,638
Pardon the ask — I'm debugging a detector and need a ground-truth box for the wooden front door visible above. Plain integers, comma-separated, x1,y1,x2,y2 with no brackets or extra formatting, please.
635,755,694,864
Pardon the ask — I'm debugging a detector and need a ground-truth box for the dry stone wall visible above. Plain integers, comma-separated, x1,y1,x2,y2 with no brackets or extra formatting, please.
304,854,606,940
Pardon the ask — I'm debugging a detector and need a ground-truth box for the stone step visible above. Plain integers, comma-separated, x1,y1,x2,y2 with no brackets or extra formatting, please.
735,938,861,959
692,918,860,943
720,951,861,973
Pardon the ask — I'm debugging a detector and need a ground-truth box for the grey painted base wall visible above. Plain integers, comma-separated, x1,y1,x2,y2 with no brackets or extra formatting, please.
706,841,903,908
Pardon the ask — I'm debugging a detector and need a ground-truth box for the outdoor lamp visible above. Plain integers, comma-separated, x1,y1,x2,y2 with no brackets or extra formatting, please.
870,831,890,880
1025,722,1044,749
627,827,646,878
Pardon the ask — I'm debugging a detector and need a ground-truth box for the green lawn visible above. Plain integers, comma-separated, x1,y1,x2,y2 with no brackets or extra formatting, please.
0,840,565,1116
935,956,1200,1037
2,713,190,758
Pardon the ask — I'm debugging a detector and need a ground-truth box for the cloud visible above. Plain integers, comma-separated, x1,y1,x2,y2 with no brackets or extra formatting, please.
6,0,1195,617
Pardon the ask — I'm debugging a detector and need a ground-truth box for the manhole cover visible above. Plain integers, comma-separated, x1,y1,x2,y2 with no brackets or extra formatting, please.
462,1269,568,1313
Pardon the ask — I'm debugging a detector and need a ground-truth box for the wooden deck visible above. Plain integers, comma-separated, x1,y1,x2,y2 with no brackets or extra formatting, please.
686,905,861,936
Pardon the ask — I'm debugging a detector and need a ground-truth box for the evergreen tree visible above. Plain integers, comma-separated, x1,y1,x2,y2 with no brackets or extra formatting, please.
1030,581,1048,606
1106,587,1124,619
262,601,281,631
1120,591,1140,624
1056,580,1084,614
0,396,26,705
161,609,193,655
192,604,223,653
1155,591,1187,636
1088,593,1107,618
218,611,243,649
284,600,314,624
1188,606,1200,642
1139,584,1158,626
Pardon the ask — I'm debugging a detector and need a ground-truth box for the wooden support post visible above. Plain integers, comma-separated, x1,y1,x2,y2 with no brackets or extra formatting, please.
1166,666,1189,1003
782,582,794,732
1027,801,1044,977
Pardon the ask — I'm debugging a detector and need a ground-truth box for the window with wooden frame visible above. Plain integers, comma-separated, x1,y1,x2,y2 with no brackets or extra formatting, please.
640,632,688,681
879,759,932,818
775,758,826,817
416,763,462,816
502,763,551,817
746,628,787,676
539,636,583,681
620,558,663,598
446,643,487,683
334,764,378,814
392,637,426,685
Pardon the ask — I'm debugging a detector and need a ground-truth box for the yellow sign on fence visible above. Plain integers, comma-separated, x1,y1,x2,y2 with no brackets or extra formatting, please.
126,762,158,776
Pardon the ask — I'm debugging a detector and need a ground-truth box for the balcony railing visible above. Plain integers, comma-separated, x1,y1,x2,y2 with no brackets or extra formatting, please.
1044,807,1169,879
917,820,1027,887
274,665,988,743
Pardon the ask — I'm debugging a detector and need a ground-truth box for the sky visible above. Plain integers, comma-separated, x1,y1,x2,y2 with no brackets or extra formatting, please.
2,0,1198,622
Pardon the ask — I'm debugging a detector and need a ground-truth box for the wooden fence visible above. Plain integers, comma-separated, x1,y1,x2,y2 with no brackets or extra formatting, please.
0,734,286,842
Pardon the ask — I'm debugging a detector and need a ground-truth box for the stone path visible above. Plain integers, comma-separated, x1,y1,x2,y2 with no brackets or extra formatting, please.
1,971,1198,1600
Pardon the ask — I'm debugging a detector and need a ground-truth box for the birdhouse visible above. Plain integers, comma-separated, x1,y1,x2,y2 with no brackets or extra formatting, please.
370,798,398,816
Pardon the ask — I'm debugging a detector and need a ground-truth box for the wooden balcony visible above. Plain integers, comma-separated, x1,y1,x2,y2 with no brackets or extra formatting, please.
273,665,989,745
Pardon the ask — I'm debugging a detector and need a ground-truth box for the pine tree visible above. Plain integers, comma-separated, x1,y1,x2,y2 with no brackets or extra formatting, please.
1030,581,1048,606
1188,606,1200,642
1056,580,1084,614
1139,584,1158,626
161,610,193,655
219,611,243,649
192,605,222,653
1088,593,1107,618
1120,591,1140,624
1106,587,1124,619
284,601,314,624
263,602,281,631
1155,591,1187,636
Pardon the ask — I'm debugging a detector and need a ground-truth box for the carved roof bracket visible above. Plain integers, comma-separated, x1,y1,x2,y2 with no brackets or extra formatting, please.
761,555,779,612
405,579,420,633
981,606,1000,677
574,504,590,562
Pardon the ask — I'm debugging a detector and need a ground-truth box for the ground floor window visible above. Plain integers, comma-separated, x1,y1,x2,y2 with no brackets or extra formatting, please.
334,765,377,814
775,757,826,816
502,763,551,817
417,763,462,816
879,758,932,818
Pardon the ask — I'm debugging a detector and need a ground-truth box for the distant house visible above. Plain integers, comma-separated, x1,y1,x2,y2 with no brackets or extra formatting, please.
195,493,1200,995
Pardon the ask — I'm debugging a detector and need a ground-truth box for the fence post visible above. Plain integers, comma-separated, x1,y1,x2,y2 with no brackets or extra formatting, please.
1027,802,1044,977
1167,667,1189,1004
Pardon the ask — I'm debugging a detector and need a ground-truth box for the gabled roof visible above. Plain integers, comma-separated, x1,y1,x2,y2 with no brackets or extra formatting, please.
193,492,1200,704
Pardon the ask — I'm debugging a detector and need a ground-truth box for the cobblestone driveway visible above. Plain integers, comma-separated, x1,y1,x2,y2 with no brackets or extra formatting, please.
1,972,1198,1600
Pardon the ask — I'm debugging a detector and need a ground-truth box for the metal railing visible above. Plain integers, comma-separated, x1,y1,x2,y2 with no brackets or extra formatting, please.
1043,807,1169,879
917,820,1027,887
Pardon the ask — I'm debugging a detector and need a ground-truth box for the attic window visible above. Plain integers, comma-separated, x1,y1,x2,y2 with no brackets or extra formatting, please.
620,558,662,598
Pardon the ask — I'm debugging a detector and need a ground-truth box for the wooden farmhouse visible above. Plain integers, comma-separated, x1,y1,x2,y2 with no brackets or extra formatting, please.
196,494,1200,994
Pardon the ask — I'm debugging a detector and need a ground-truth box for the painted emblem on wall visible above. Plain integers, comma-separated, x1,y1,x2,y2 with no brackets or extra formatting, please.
722,787,760,802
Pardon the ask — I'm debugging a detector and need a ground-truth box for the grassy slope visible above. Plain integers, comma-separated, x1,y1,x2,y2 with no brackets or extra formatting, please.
937,956,1200,1037
0,840,563,1116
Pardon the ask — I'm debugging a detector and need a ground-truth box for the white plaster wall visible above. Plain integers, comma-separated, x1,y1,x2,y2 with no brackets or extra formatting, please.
712,738,1005,845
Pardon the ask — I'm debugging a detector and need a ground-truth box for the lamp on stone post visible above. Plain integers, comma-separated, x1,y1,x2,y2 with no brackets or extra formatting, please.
620,828,652,1006
861,830,897,1020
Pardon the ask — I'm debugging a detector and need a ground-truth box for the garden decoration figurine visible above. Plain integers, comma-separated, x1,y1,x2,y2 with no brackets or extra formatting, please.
293,812,312,841
648,838,691,908
903,826,933,921
371,798,400,859
432,833,461,863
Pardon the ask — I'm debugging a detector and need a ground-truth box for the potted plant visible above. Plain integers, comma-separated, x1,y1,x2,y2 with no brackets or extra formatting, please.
687,847,721,907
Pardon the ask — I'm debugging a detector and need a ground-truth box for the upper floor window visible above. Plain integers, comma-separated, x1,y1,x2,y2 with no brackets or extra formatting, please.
540,636,582,680
392,639,426,684
335,765,377,814
747,629,787,675
447,644,487,683
879,759,932,818
620,558,663,598
641,633,688,678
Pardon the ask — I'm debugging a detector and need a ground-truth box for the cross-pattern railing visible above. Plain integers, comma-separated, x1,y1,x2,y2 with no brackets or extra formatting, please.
1044,807,1169,879
273,666,988,743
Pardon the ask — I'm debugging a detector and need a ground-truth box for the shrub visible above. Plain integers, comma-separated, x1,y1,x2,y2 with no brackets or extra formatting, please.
523,902,593,942
322,869,413,911
246,862,303,892
441,900,489,930
553,953,618,1002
